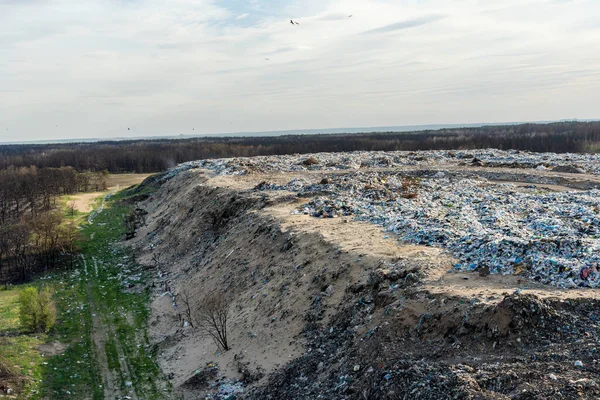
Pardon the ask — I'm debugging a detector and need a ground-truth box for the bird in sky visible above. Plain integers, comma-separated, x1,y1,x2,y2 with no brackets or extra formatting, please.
265,58,270,61
290,19,299,25
349,14,353,17
127,128,130,130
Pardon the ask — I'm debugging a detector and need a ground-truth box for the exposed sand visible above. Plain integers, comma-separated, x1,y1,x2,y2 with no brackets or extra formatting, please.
69,174,151,213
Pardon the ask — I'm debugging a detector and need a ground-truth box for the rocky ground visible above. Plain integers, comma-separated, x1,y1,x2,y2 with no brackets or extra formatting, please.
128,150,600,399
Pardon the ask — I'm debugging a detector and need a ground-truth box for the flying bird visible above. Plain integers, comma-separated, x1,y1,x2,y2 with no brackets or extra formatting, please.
348,14,353,17
290,19,299,25
127,128,130,130
265,58,270,61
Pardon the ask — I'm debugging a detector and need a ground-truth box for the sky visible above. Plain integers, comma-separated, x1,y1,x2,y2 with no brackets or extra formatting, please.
1,0,600,142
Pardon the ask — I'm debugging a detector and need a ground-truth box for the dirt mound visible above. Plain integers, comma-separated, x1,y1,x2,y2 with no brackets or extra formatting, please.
250,290,600,399
36,341,68,356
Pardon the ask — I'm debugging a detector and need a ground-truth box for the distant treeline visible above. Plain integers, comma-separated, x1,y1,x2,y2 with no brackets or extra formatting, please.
1,121,600,173
0,167,107,282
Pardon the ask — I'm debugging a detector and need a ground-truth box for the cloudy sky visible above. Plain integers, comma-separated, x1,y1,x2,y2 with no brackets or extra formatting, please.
1,0,599,141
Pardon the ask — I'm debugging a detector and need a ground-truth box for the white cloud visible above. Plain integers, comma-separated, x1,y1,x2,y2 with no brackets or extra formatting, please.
1,0,599,141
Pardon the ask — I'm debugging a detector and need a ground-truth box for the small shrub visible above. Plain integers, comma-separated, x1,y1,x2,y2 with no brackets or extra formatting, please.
195,292,231,351
18,286,56,333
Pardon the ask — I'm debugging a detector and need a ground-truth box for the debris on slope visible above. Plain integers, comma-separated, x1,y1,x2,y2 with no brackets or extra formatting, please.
130,149,600,399
158,150,600,287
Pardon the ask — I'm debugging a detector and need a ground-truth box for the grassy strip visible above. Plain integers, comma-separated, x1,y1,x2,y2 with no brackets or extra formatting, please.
38,270,102,399
38,186,166,399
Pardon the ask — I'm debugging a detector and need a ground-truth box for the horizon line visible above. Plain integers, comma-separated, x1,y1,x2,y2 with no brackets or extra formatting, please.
0,119,596,146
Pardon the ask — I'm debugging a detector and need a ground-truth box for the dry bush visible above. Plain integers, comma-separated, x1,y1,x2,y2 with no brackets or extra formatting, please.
180,289,195,328
67,201,77,216
195,291,231,351
0,354,16,378
0,354,28,395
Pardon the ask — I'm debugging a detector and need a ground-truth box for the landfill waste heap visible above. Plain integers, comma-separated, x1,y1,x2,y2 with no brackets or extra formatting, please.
131,149,600,399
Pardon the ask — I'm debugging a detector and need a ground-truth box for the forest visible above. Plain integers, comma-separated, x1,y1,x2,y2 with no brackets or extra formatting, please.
0,167,108,283
1,121,600,174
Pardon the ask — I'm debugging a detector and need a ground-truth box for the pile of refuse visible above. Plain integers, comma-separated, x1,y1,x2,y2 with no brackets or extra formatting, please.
166,150,600,287
168,149,600,177
297,172,600,287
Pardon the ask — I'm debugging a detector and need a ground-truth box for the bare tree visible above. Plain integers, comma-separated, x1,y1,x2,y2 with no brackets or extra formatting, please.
180,289,195,328
58,221,82,270
195,292,231,351
67,201,77,216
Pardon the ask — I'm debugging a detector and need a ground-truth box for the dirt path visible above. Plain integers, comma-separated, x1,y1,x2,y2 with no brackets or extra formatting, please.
87,282,120,398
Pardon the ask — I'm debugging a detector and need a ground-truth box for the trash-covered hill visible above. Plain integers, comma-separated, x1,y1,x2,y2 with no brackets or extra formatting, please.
130,150,600,399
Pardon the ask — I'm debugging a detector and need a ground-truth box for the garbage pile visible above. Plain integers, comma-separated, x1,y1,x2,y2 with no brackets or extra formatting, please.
165,150,600,287
169,149,600,177
297,197,355,218
295,172,600,287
